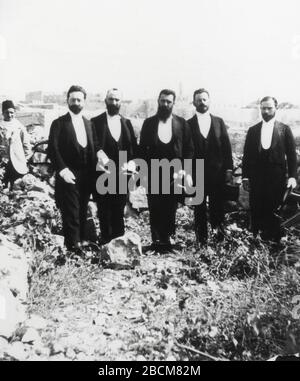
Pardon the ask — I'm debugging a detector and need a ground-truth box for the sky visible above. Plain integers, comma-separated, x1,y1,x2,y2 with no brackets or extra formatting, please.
1,0,300,105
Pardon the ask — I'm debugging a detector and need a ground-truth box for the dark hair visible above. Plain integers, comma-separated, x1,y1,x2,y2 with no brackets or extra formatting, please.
158,89,176,101
193,88,210,100
2,100,15,112
260,96,278,108
67,85,87,99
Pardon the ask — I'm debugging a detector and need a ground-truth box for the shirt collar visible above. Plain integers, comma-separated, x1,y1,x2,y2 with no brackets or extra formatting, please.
262,116,276,127
196,111,210,119
69,110,83,119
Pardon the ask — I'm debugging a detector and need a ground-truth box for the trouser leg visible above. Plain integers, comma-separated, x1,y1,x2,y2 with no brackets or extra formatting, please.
96,195,112,243
97,194,127,242
3,161,23,190
194,197,208,243
79,191,91,242
261,189,284,242
148,195,177,243
147,195,161,243
161,195,177,241
110,195,127,240
209,190,224,229
59,182,81,249
249,188,264,235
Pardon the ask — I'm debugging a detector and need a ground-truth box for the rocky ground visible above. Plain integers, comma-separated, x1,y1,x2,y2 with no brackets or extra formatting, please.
1,169,300,361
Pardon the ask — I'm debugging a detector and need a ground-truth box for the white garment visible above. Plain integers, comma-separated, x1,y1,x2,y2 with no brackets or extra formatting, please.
0,119,30,174
106,112,121,142
158,116,172,143
196,111,211,139
261,117,275,149
69,111,87,148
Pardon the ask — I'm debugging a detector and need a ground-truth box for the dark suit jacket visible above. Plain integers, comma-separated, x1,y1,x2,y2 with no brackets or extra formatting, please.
48,112,95,173
91,112,138,164
139,114,194,164
242,120,297,181
187,114,233,185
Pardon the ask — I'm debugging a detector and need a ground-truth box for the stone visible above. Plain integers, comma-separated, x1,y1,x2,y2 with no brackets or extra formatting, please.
27,354,46,361
21,328,40,344
49,353,69,361
0,336,9,357
93,313,108,326
65,348,76,359
26,191,51,200
136,355,147,361
0,234,29,300
166,355,177,361
51,341,65,355
0,285,27,339
129,186,148,210
50,234,65,248
102,232,142,269
34,343,51,357
109,339,125,353
94,334,108,355
76,352,90,361
25,314,49,330
5,341,28,361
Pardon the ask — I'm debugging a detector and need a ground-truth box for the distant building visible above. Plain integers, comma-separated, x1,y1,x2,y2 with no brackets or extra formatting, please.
43,93,66,105
25,91,43,103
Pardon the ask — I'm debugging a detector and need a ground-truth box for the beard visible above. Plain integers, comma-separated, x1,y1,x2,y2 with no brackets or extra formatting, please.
262,113,275,122
69,104,83,114
196,104,209,114
157,106,172,120
106,104,120,116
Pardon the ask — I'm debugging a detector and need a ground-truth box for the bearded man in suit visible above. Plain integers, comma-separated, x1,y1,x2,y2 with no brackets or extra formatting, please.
187,88,233,246
48,85,95,252
242,96,297,242
91,88,138,244
139,89,194,252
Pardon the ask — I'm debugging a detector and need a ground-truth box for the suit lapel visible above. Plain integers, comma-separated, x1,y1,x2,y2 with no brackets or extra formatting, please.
153,115,160,146
207,114,215,141
171,114,179,139
83,117,94,155
257,121,263,152
270,120,280,150
191,115,202,149
96,113,109,149
120,116,128,145
64,113,79,149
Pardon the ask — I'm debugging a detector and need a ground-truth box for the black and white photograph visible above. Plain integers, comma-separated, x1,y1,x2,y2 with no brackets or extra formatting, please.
1,0,300,366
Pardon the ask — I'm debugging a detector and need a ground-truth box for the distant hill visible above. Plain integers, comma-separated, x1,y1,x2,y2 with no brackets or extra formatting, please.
244,100,300,109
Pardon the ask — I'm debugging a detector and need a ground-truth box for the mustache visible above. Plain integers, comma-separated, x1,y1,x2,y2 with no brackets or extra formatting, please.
69,105,83,114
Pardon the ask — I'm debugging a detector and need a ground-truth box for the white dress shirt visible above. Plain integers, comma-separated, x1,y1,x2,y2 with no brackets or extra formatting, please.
107,112,121,142
158,116,172,143
261,117,275,149
69,111,87,148
196,111,211,139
